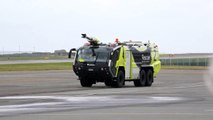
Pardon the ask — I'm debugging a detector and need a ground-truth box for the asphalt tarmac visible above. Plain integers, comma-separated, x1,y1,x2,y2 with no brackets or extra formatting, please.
0,70,212,120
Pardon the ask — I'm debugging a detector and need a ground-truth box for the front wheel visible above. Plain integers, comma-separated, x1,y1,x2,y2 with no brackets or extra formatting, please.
111,70,125,88
80,77,93,87
146,70,153,86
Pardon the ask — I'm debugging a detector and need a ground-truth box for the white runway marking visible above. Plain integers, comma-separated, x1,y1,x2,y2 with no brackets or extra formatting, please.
0,95,184,116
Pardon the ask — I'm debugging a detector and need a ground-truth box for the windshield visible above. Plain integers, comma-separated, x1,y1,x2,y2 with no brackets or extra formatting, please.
77,47,112,62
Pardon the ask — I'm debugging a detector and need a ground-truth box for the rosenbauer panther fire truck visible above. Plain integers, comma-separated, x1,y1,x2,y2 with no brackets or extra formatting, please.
68,34,161,88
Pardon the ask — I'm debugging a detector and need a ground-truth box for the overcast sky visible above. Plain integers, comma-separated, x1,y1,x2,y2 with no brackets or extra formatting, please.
0,0,213,53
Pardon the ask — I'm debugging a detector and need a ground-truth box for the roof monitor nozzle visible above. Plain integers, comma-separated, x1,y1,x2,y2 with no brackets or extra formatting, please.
81,34,99,46
81,34,87,38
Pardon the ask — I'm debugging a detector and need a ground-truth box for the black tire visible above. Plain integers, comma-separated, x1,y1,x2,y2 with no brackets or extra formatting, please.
111,70,125,88
104,79,112,87
146,70,153,86
134,70,146,87
80,77,93,87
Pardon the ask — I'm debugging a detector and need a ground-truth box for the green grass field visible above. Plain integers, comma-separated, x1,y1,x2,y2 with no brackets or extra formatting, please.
0,62,72,72
0,62,208,72
0,55,67,61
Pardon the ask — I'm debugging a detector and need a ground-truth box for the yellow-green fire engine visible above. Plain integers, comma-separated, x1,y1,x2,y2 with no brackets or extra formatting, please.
69,34,161,88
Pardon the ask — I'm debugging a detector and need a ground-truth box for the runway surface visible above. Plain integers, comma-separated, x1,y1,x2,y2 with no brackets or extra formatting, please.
0,70,212,120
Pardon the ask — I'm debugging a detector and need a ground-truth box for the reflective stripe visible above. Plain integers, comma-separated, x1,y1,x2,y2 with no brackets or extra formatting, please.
125,50,131,79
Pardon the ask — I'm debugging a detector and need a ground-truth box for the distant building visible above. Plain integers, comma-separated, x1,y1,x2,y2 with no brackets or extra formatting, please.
54,49,67,56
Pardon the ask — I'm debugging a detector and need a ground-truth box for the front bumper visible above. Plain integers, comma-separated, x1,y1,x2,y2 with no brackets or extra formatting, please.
73,65,112,82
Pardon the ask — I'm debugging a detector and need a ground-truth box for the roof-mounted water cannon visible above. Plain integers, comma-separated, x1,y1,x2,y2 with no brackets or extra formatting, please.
81,34,99,46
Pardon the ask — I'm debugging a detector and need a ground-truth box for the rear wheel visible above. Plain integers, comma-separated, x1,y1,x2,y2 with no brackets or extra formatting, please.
134,70,146,87
146,70,153,86
111,70,125,88
80,77,93,87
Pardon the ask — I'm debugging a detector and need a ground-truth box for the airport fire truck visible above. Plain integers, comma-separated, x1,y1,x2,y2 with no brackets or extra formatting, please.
68,34,161,88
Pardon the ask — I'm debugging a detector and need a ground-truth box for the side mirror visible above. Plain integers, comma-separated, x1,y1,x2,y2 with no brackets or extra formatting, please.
109,52,113,59
68,48,76,58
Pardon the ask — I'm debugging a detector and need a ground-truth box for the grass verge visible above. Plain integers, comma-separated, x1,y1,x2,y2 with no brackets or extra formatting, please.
0,62,72,72
0,56,68,61
0,63,208,72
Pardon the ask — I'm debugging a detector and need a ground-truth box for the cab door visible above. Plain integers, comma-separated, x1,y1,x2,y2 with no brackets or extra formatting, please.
109,48,120,77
